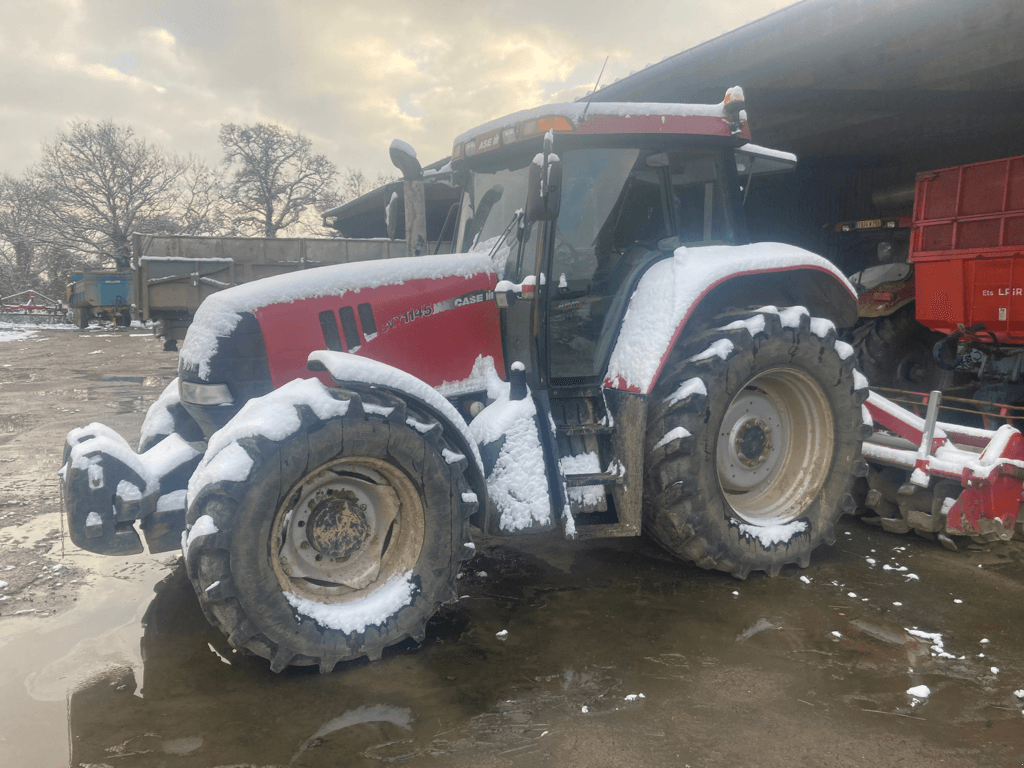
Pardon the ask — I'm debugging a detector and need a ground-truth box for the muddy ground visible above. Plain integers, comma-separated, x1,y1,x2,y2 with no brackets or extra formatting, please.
1,325,1023,768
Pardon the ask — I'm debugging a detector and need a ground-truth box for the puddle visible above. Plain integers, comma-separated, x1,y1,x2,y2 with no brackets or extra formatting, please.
2,332,1024,767
0,529,1020,767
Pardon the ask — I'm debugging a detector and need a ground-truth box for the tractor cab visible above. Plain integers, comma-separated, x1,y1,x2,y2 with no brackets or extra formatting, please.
449,95,761,394
445,92,790,535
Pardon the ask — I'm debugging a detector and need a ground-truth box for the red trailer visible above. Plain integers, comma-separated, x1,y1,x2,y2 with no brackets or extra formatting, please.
855,155,1024,545
912,154,1024,341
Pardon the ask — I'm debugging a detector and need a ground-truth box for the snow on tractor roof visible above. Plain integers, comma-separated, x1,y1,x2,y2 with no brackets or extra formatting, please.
452,87,749,162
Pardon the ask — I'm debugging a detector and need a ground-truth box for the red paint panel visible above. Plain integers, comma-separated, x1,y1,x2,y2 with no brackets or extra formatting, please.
255,272,505,390
911,154,1024,342
576,114,748,140
946,431,1024,536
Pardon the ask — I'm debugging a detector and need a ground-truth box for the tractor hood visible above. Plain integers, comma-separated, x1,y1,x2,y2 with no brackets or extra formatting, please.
179,249,507,382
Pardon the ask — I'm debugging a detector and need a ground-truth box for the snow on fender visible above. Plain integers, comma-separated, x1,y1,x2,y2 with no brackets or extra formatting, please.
468,386,553,533
604,243,855,393
308,350,483,475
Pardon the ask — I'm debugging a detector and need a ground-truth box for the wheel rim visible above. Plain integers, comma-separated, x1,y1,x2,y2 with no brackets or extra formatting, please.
270,456,424,602
716,367,833,525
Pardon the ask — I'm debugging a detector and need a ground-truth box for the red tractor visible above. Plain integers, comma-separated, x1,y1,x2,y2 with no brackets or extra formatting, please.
63,89,1013,673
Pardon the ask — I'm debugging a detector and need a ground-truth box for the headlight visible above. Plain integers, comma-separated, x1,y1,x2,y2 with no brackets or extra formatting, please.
179,380,234,406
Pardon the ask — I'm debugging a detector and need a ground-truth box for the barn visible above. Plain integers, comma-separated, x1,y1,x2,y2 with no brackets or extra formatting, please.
325,0,1024,271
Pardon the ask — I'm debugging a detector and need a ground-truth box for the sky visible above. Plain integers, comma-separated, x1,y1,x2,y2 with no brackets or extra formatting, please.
0,0,797,181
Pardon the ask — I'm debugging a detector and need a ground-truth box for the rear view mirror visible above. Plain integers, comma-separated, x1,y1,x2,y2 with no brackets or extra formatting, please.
527,150,562,222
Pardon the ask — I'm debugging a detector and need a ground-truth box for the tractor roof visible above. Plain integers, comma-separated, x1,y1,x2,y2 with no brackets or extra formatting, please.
452,87,749,163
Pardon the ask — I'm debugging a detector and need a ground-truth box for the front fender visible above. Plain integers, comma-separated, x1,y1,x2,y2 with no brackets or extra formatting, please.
307,351,488,508
603,243,856,394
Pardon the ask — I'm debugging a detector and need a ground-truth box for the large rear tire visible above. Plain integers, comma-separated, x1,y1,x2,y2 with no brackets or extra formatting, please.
851,304,949,390
183,383,476,672
643,308,869,578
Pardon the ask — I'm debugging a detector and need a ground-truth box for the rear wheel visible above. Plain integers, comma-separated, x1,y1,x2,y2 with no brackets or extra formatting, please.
643,308,869,578
852,305,949,390
184,383,477,672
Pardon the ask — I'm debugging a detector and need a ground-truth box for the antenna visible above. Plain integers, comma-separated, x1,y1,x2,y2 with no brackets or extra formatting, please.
580,56,609,121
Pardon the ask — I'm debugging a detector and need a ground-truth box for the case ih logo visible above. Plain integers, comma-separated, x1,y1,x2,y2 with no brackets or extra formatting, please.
430,290,494,316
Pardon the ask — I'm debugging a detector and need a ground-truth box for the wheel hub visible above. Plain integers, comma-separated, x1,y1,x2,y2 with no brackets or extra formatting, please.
715,367,834,526
274,465,408,594
717,390,785,493
305,490,368,561
735,418,772,467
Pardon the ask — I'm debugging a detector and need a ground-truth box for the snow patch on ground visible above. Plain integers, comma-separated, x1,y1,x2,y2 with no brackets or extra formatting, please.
906,628,956,659
286,571,416,633
0,328,37,343
906,685,931,698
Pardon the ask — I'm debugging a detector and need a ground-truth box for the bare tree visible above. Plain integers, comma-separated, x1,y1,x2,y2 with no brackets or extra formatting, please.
335,168,400,206
0,174,45,295
175,159,235,236
219,123,338,238
0,173,78,298
35,121,189,270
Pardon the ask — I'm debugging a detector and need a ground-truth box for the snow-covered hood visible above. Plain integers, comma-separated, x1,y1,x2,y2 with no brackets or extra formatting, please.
604,242,855,393
179,251,498,380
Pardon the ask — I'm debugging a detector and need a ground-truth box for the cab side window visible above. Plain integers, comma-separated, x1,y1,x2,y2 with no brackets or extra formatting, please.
669,153,729,244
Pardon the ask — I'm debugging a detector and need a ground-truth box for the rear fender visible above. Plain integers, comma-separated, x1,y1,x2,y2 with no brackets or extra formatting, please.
602,243,856,394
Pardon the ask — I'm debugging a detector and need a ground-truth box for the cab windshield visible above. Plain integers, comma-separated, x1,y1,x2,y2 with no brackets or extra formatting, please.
456,159,537,278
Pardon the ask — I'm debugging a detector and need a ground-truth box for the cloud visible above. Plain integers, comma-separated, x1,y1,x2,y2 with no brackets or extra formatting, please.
0,0,792,179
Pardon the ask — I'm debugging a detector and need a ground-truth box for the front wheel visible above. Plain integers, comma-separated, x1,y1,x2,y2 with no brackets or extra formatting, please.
183,381,477,672
643,307,869,578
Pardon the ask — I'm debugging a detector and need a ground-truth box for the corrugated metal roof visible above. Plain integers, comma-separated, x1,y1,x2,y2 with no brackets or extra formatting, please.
587,0,1024,161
